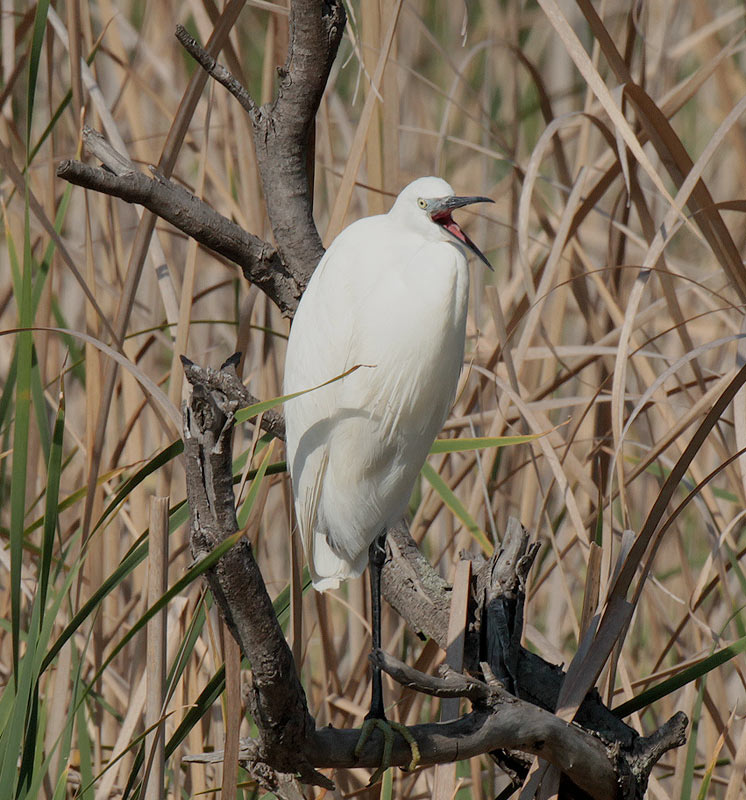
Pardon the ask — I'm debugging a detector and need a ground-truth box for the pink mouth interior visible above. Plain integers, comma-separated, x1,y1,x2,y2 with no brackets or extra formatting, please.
431,211,467,244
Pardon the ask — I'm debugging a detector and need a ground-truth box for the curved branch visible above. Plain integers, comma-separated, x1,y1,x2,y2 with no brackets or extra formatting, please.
188,693,687,800
305,708,620,799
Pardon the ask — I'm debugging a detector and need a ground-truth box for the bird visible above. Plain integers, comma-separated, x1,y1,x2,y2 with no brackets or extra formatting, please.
283,176,493,781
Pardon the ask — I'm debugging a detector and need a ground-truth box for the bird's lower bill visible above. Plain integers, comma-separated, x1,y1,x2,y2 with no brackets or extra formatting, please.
431,210,493,270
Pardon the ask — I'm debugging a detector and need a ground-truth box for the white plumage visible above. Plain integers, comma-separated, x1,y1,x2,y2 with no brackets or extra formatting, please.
283,176,492,591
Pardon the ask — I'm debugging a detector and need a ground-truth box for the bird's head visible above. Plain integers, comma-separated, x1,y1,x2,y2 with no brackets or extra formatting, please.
391,176,494,269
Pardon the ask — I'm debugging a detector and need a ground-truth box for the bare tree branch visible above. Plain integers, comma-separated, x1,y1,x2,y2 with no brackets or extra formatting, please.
174,25,259,119
186,647,687,800
181,358,686,799
180,353,285,441
250,0,345,286
56,129,301,316
178,1,345,286
371,649,496,701
182,375,329,790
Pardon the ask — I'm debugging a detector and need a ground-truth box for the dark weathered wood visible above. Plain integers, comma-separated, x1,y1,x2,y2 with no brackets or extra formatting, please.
182,377,329,791
176,0,345,289
180,354,285,441
248,0,345,289
380,520,452,638
185,645,687,800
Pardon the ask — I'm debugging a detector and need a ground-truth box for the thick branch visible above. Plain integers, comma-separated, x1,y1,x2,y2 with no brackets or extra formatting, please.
188,687,686,800
370,652,687,799
380,520,452,638
249,0,346,287
188,696,687,800
182,377,328,789
383,519,644,750
304,710,620,799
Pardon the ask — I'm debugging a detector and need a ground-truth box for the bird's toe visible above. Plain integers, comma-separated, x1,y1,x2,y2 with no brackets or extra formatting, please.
354,717,419,785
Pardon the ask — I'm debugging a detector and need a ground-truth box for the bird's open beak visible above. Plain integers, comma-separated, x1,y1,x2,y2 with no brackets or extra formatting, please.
428,195,494,270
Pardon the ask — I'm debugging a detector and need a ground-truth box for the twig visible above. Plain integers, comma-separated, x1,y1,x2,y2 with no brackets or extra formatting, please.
371,649,496,702
175,25,259,119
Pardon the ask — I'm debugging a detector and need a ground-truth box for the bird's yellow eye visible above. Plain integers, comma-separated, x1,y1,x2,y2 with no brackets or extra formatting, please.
417,198,427,209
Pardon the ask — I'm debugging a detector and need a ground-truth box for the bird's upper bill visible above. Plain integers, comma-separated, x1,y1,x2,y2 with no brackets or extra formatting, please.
427,194,494,270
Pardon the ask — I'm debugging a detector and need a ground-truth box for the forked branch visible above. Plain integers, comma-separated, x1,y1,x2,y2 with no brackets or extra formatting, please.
182,358,686,800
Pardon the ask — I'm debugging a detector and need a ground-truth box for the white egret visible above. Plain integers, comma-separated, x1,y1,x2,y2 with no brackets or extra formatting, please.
283,176,493,779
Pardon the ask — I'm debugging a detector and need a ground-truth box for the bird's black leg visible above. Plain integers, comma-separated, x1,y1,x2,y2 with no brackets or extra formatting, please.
367,530,387,720
354,530,419,784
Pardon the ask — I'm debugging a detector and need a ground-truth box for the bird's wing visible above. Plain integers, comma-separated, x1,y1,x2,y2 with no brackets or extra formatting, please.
283,222,385,588
284,221,469,589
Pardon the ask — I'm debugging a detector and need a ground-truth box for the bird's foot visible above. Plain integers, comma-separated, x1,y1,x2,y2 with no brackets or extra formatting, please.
354,716,420,785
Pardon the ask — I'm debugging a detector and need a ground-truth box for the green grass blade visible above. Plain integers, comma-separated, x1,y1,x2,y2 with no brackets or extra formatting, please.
38,391,65,609
0,631,38,798
274,567,312,630
30,184,74,310
13,391,66,798
75,696,94,800
430,433,540,453
91,439,184,537
27,42,102,166
121,565,301,799
164,595,208,703
40,501,189,673
234,363,370,424
10,199,35,675
680,677,705,800
26,0,51,147
122,667,226,800
29,347,50,463
421,461,493,554
15,683,40,798
77,527,248,714
237,441,275,528
613,633,746,717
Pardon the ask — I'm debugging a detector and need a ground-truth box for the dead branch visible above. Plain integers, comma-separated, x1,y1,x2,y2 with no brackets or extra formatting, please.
180,354,285,441
186,646,687,800
182,357,686,799
56,129,300,316
183,369,329,791
57,0,344,313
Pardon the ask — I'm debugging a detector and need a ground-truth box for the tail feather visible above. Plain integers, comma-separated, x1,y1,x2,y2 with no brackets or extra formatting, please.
308,531,367,591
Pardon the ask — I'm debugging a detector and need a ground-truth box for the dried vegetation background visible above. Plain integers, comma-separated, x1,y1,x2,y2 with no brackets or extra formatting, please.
1,0,746,798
